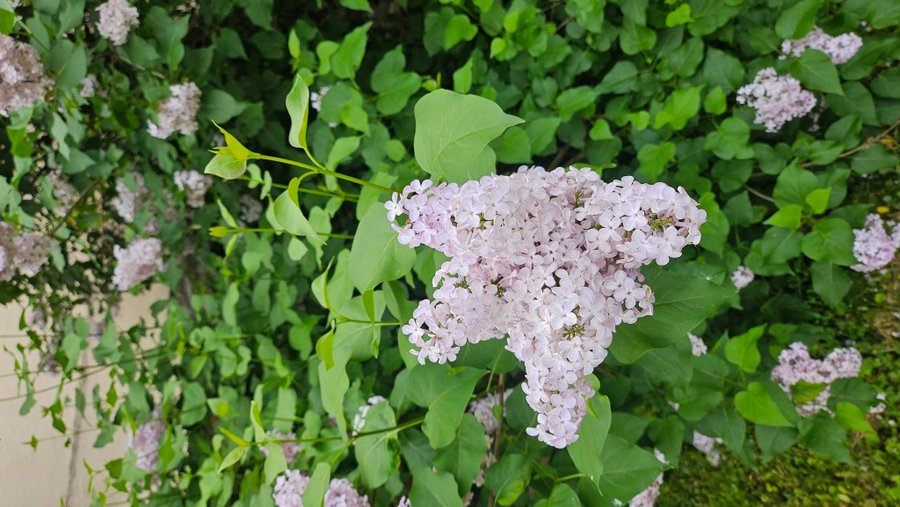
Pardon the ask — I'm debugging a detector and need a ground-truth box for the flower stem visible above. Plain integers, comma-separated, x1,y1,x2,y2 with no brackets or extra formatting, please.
254,154,397,194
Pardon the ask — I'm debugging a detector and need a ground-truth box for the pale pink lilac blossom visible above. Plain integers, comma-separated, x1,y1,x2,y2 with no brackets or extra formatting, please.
0,222,14,281
730,266,754,289
771,342,862,416
310,86,330,112
240,194,263,224
128,408,165,473
112,238,164,291
390,167,705,448
851,214,900,273
692,431,723,467
80,75,99,98
147,82,202,139
13,232,54,277
352,395,387,435
781,26,863,65
736,68,816,133
688,333,707,356
0,34,53,116
628,449,668,507
272,471,369,507
397,496,410,507
174,170,213,208
47,171,77,217
95,0,140,46
111,174,149,224
260,430,302,464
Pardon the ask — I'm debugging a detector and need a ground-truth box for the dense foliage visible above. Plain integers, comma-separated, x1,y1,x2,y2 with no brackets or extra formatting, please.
1,0,898,505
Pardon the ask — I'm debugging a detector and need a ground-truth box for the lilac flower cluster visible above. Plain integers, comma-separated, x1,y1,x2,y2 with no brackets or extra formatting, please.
174,170,213,208
781,26,863,64
310,86,330,112
627,449,668,507
736,68,817,133
240,194,263,224
147,82,202,139
260,430,301,464
692,431,723,467
352,395,387,434
0,223,54,281
47,171,77,217
851,213,900,273
112,237,164,291
80,75,99,99
0,34,54,116
272,471,369,507
95,0,140,46
389,166,705,448
128,409,165,473
730,265,754,289
771,342,862,416
688,333,707,357
111,174,149,224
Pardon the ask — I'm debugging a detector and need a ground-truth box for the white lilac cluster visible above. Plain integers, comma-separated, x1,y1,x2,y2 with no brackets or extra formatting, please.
111,174,149,224
352,395,387,434
730,265,754,289
47,171,77,217
389,167,706,448
240,194,263,224
781,26,863,65
80,75,99,98
468,389,513,486
147,82,202,139
0,223,54,281
272,471,369,507
112,237,164,291
95,0,140,46
0,34,54,116
851,213,900,273
688,333,707,357
396,496,410,507
736,68,817,133
310,86,330,112
627,449,668,507
174,170,213,208
692,431,723,467
771,342,862,416
128,409,165,473
260,430,302,464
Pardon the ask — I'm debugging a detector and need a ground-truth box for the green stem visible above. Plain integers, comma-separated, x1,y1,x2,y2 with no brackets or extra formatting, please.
255,154,397,194
232,227,353,239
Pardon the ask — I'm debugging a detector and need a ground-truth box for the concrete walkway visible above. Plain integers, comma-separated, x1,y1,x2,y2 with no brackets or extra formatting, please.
0,286,167,506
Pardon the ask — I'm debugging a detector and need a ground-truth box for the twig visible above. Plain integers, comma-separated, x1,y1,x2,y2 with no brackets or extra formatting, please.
803,118,900,167
745,185,776,204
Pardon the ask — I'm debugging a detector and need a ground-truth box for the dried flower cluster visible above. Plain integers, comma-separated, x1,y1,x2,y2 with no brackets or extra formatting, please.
112,237,164,291
781,26,863,64
0,223,54,281
147,82,202,139
389,166,705,448
771,342,862,415
627,449,668,507
730,265,754,289
692,431,723,467
260,430,301,464
0,34,53,116
127,409,165,473
736,68,817,133
851,213,900,273
95,0,140,46
273,471,369,507
174,170,213,208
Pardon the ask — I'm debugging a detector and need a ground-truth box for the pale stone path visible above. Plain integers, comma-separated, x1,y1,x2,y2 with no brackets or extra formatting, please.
0,286,167,506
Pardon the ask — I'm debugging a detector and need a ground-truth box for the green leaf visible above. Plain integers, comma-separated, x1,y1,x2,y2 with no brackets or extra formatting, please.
286,74,311,151
371,47,421,115
654,86,702,131
610,267,735,363
218,447,245,472
834,402,874,434
775,0,822,39
773,165,819,207
339,0,372,11
703,86,727,115
46,40,87,90
597,435,664,501
326,136,361,170
791,381,827,404
589,119,613,140
637,142,676,181
665,3,693,26
735,382,793,427
453,57,474,94
805,188,831,214
724,325,765,372
263,442,287,484
556,86,600,121
764,205,803,230
525,117,562,153
355,401,398,488
789,49,843,95
493,126,532,164
302,462,331,507
598,62,638,94
444,14,478,50
407,365,485,448
332,22,372,79
0,6,14,34
567,395,612,485
810,261,851,307
410,467,463,507
485,453,532,506
414,90,523,183
435,414,488,495
801,218,855,266
619,17,657,55
349,205,416,292
201,90,246,124
756,425,797,461
704,117,752,160
273,178,324,245
799,413,851,463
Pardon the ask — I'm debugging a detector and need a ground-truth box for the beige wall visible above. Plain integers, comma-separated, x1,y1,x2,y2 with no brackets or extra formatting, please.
0,286,167,506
